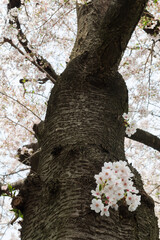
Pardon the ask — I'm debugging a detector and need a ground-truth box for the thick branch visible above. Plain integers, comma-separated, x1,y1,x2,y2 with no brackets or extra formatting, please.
126,128,160,152
71,0,148,69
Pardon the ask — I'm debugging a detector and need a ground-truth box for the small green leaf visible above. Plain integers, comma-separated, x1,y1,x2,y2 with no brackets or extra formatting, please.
10,209,17,213
10,209,23,218
1,193,8,197
18,210,23,219
8,184,13,192
99,184,102,191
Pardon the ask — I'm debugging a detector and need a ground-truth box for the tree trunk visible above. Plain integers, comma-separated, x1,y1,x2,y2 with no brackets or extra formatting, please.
20,1,159,239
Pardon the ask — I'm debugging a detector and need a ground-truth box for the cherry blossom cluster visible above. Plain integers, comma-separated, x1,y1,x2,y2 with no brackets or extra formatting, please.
122,113,137,137
21,146,33,155
90,161,141,216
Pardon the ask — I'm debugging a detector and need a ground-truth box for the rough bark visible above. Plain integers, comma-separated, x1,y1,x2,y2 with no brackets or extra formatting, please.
19,1,159,240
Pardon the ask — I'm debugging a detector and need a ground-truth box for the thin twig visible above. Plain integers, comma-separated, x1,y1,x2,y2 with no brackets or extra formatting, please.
149,185,160,195
25,91,48,99
0,91,41,120
2,168,30,177
3,38,57,84
37,1,69,30
9,216,18,225
3,116,34,135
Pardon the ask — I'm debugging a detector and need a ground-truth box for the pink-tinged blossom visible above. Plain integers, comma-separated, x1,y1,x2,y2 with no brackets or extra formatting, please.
90,199,103,213
130,120,137,128
114,179,123,190
126,192,134,205
104,184,114,194
91,188,101,199
1,185,8,191
126,192,141,211
122,113,137,137
130,186,139,194
94,172,105,184
115,189,125,200
119,165,134,178
128,195,141,212
100,205,110,217
125,127,132,137
103,162,112,170
102,169,116,183
122,113,129,120
91,161,141,216
111,204,118,211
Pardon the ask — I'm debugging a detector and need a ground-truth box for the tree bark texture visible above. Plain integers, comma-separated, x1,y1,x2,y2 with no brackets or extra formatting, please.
20,1,159,239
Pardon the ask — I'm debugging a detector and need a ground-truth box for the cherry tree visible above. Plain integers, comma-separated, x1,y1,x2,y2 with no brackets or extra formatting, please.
0,0,160,239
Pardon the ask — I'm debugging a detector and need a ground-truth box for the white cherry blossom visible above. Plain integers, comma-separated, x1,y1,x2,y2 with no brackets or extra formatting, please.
90,199,103,213
91,161,141,216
